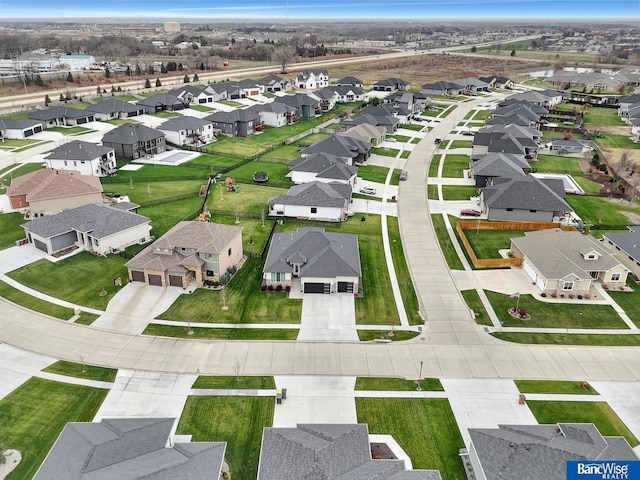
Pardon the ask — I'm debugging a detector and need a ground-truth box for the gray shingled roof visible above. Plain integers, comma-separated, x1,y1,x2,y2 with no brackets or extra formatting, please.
0,118,42,130
136,93,188,108
264,227,361,278
267,181,351,208
204,108,260,124
158,116,212,131
34,418,226,480
482,175,570,212
469,423,638,480
288,153,357,180
102,123,164,145
274,93,320,108
86,99,143,115
511,228,627,280
603,226,640,262
257,424,441,480
336,76,363,85
22,203,150,239
471,153,527,179
300,135,371,160
30,106,93,121
44,140,114,161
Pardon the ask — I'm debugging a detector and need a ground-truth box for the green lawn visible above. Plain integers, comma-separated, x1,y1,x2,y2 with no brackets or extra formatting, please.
138,196,203,238
46,126,94,135
515,380,598,395
0,138,40,149
485,291,629,329
594,134,640,150
527,401,638,446
428,154,442,177
111,163,212,180
188,153,245,169
356,398,466,479
74,312,101,325
574,176,603,195
259,144,300,163
566,195,639,225
608,279,640,327
388,216,422,325
388,134,412,143
177,396,274,480
441,154,470,178
371,146,401,157
156,258,302,324
207,183,288,214
189,104,214,112
358,165,390,184
439,105,457,119
212,216,273,257
150,111,180,118
399,123,424,132
427,184,439,200
431,214,464,270
0,378,108,480
296,132,331,147
225,161,291,184
493,332,640,345
144,324,299,340
442,185,478,201
355,377,443,391
357,330,421,341
8,252,128,310
0,162,43,183
461,289,492,326
584,107,629,126
103,180,202,204
449,140,473,149
192,376,276,389
42,360,118,383
464,229,524,259
0,279,75,320
532,154,583,175
0,212,25,250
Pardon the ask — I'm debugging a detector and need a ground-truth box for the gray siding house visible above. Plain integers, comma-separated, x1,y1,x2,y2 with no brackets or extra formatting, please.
101,123,166,161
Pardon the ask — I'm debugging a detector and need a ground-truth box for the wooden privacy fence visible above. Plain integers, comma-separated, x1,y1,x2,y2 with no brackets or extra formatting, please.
456,221,576,269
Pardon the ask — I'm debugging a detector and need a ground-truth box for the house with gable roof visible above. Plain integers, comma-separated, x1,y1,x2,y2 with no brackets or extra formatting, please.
85,98,145,121
44,140,117,177
0,118,43,139
338,123,387,146
136,93,189,114
300,134,371,165
102,123,166,161
30,106,95,127
287,153,358,186
510,229,628,295
335,76,363,88
248,102,298,128
204,108,261,137
263,228,361,294
157,116,215,146
602,226,640,279
126,221,243,288
469,152,529,187
479,75,515,89
372,77,411,92
274,93,322,119
267,181,352,222
256,74,292,93
294,69,330,90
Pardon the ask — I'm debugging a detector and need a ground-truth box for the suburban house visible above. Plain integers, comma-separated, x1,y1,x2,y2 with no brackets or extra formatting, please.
167,84,206,103
478,75,515,89
101,123,167,161
372,77,410,92
322,85,367,103
44,140,117,177
480,175,571,222
310,88,337,112
157,116,215,146
257,424,441,479
506,89,566,108
338,123,387,146
602,226,640,278
209,83,246,100
473,124,541,158
549,139,587,155
248,102,298,128
30,106,95,127
294,69,330,90
342,108,399,133
274,94,321,119
263,228,361,294
126,221,243,288
467,423,638,480
421,80,465,96
617,93,640,117
335,76,363,87
300,134,372,165
7,169,103,216
22,202,151,256
287,153,358,186
204,108,261,137
236,78,264,96
0,118,43,139
486,102,545,128
469,152,529,187
510,228,629,295
85,98,145,120
135,93,189,114
267,181,352,222
256,74,292,93
34,418,227,480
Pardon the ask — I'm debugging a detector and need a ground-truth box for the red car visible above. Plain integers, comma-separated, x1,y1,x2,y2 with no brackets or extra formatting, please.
460,209,481,217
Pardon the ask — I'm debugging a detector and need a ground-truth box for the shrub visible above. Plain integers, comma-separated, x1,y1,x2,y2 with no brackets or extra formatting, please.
285,285,291,292
560,294,565,298
577,294,583,299
275,284,283,292
267,285,274,291
260,285,266,291
568,294,575,299
550,293,557,298
541,292,547,297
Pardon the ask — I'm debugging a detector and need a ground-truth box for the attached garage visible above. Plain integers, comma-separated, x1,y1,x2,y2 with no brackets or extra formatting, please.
50,231,78,253
168,275,183,287
148,274,163,286
304,282,330,294
33,238,48,253
523,260,545,290
131,270,145,282
337,282,354,293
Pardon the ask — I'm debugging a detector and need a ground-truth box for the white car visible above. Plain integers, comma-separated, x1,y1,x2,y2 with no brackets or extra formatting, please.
359,187,377,195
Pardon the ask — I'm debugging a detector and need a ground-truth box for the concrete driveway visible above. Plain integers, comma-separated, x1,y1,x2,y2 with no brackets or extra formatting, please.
0,244,48,274
452,268,540,296
297,293,357,341
92,282,185,334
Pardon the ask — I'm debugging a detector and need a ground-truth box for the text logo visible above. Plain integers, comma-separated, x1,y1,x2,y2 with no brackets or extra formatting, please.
567,461,640,480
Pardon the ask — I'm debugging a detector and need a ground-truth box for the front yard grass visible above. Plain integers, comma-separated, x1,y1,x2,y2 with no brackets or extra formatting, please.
608,279,640,327
8,251,128,310
46,126,94,135
441,154,470,178
42,360,117,383
442,185,478,201
356,398,466,479
357,330,420,341
388,216,422,325
138,196,203,238
0,280,75,320
461,289,492,326
0,162,43,182
428,154,442,177
177,396,274,480
515,380,598,395
532,154,584,176
192,376,276,389
371,146,401,157
144,324,299,340
156,258,302,324
565,195,639,225
527,400,638,446
0,212,25,250
0,378,108,480
464,229,524,259
358,165,390,184
225,161,290,184
103,180,202,204
449,140,473,149
431,214,464,270
485,291,629,329
355,377,443,391
206,183,288,214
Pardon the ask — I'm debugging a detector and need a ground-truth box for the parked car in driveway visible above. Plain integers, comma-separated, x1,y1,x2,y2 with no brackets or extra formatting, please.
460,209,481,217
399,170,408,181
462,130,474,136
359,187,377,195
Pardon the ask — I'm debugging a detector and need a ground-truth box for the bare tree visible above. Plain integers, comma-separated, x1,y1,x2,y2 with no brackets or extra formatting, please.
233,357,242,382
271,46,295,74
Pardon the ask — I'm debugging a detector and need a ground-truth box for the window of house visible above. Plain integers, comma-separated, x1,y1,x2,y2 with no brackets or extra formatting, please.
228,247,232,256
506,208,513,212
611,273,621,281
529,210,537,213
562,281,574,290
311,207,317,214
271,272,285,282
206,270,214,276
64,160,67,166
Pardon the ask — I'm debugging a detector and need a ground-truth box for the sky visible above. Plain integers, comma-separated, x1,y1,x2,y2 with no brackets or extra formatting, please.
1,0,639,20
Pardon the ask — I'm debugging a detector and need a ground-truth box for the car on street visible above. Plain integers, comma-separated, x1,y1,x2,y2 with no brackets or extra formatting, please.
399,170,408,181
386,137,397,142
462,130,474,136
359,187,377,195
460,209,481,217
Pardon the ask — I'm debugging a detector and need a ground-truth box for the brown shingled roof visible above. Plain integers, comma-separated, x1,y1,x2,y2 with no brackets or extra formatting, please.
7,169,103,202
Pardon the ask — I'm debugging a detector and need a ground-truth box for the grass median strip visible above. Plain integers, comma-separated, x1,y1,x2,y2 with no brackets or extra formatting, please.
144,324,299,340
192,376,276,389
355,377,443,391
0,280,76,320
515,379,598,395
431,214,464,270
357,330,421,341
461,289,492,326
492,332,640,345
42,360,118,383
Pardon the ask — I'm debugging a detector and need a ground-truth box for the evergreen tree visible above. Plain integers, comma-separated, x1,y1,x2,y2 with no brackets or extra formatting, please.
199,62,205,70
125,66,132,77
510,49,516,57
66,72,74,82
178,63,183,71
136,63,142,75
59,93,65,101
193,73,199,82
111,85,117,93
147,65,155,75
155,78,162,87
183,74,190,83
117,86,122,92
44,94,51,106
471,45,477,53
96,85,102,95
35,74,44,87
161,63,167,74
104,67,111,78
144,78,152,88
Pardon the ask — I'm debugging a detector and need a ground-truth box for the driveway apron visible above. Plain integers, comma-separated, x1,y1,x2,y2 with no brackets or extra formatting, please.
297,293,358,341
